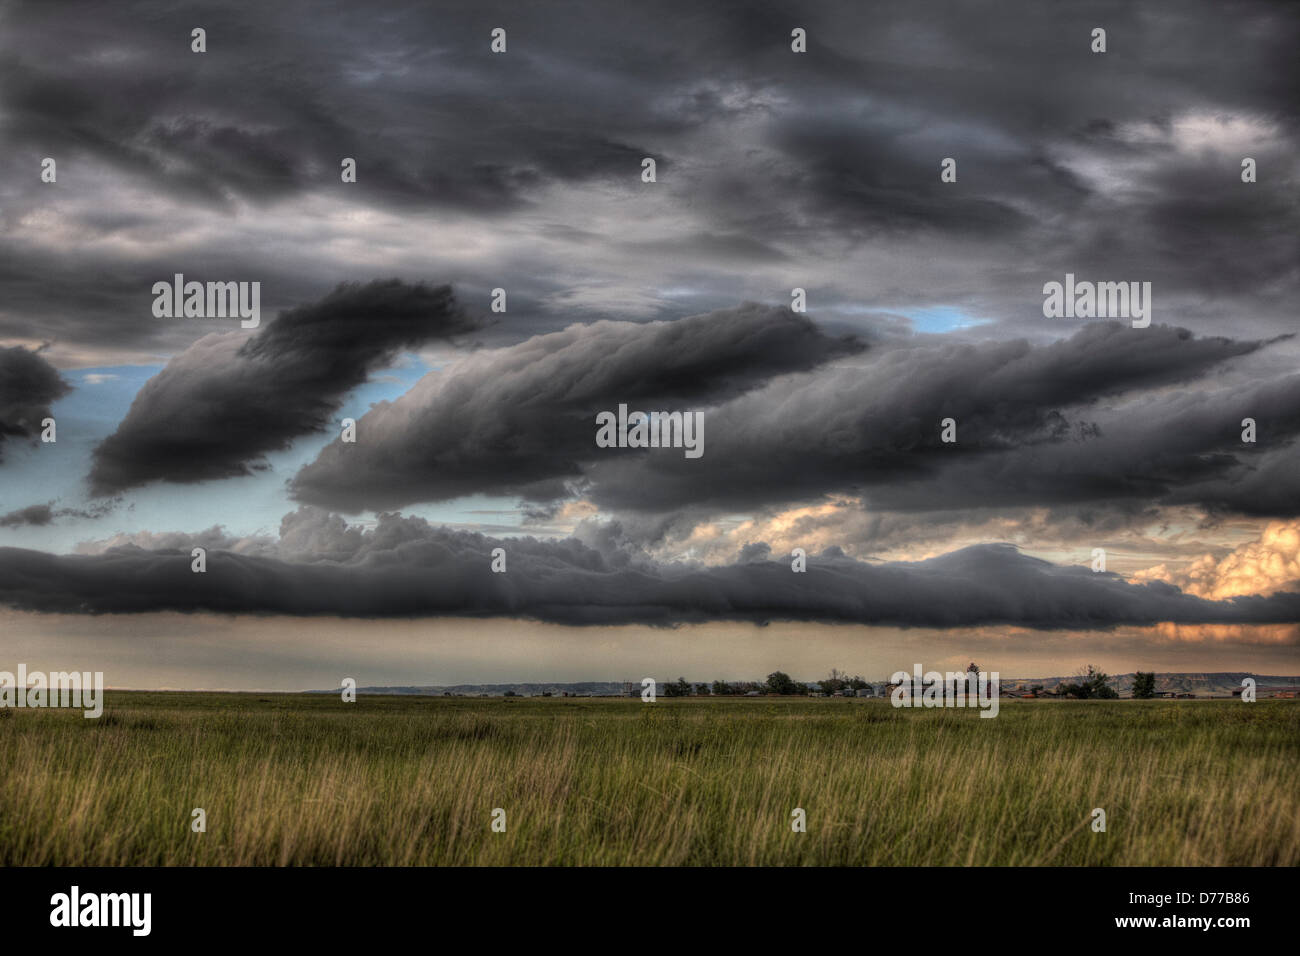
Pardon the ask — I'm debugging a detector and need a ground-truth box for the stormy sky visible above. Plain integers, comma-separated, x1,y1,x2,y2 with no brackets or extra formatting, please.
0,0,1297,688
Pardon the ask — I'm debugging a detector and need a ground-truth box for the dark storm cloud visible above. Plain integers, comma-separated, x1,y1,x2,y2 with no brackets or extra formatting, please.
846,371,1300,517
290,303,863,510
292,318,1285,516
584,322,1298,515
0,346,70,460
88,280,479,495
1,508,1297,628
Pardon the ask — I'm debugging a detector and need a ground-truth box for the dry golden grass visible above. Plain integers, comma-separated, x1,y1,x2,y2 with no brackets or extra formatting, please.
0,693,1295,865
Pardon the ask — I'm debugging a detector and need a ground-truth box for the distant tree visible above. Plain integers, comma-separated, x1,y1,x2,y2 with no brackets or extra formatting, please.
503,690,517,697
1028,684,1043,698
695,683,711,696
663,677,692,697
711,680,735,696
1132,672,1157,699
1059,665,1117,699
819,668,848,695
765,671,799,695
847,675,867,691
1088,666,1119,699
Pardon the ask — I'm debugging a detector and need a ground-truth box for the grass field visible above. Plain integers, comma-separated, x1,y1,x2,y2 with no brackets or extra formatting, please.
1,693,1296,866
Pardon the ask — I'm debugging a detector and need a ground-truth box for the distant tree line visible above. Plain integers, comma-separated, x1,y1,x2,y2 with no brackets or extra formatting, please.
661,669,871,697
659,664,1147,699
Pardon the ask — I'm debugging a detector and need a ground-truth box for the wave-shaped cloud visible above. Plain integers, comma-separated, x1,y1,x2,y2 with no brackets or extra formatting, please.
88,280,479,494
290,302,863,510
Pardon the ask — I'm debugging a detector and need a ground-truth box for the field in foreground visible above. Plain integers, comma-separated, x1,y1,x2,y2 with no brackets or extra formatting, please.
1,693,1296,866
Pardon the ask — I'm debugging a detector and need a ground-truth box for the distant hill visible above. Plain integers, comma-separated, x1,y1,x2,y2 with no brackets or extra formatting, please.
1002,673,1299,698
311,673,1299,698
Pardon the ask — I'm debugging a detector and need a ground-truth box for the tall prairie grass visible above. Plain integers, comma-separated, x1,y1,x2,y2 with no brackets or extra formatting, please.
0,693,1295,866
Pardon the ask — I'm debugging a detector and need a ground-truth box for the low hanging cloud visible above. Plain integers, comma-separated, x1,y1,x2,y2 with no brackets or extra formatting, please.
1,507,1297,631
88,280,480,495
290,303,863,511
0,346,70,461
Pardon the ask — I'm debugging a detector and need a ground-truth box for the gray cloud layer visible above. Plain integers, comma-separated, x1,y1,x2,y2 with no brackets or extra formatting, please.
3,507,1297,629
1,1,1295,352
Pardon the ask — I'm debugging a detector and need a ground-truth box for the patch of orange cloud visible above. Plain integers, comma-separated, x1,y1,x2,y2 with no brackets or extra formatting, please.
1133,519,1300,600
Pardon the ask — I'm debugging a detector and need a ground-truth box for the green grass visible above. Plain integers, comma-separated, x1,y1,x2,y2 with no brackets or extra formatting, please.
1,693,1296,865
